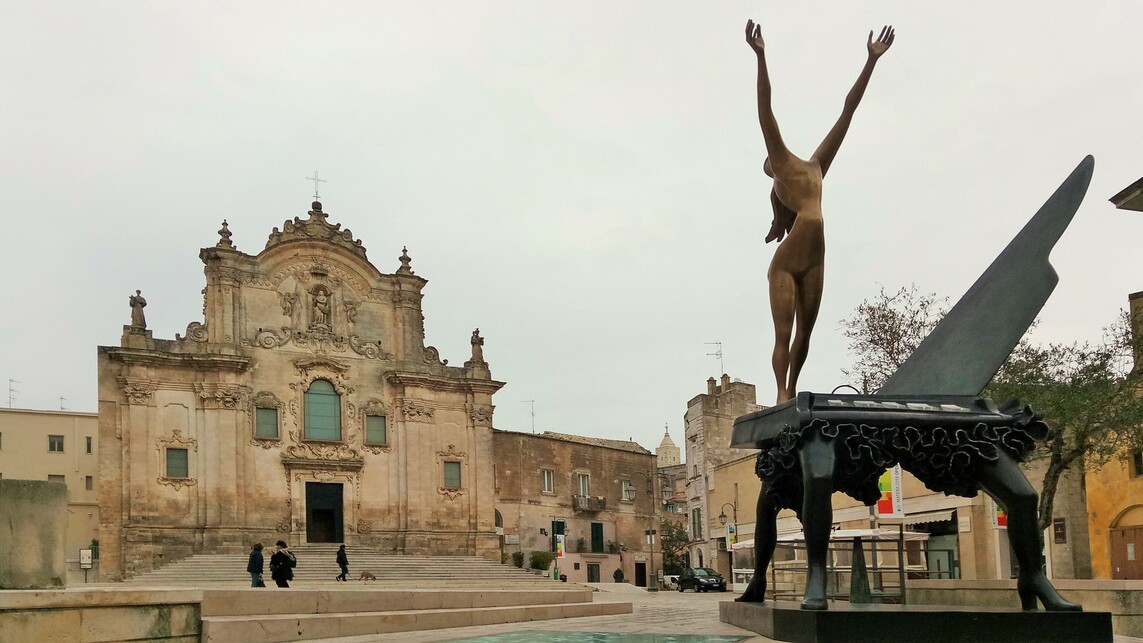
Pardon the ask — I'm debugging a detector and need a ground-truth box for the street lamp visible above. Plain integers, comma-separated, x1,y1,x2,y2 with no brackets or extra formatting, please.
634,469,671,592
718,501,738,582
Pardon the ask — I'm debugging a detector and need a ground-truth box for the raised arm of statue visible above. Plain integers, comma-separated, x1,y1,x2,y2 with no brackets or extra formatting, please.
811,26,894,177
746,20,792,170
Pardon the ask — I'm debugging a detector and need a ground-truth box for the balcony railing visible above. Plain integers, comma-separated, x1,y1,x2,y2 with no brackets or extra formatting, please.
572,495,606,512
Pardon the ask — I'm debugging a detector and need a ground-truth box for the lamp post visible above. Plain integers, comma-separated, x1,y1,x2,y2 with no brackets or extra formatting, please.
719,499,739,583
635,469,670,591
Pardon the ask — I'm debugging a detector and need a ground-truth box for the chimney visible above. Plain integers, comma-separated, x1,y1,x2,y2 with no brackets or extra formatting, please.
1131,292,1143,372
707,377,717,395
721,373,731,391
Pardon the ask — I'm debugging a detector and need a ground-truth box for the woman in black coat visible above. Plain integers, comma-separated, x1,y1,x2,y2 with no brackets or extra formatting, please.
269,540,296,588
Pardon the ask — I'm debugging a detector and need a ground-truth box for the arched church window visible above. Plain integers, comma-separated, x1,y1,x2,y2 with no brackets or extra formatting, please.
304,379,341,441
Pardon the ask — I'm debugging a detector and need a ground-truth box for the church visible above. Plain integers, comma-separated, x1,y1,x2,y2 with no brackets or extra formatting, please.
97,202,504,580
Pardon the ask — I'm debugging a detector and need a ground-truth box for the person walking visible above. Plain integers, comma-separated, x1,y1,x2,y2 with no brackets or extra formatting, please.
335,545,349,582
247,543,264,587
269,540,296,588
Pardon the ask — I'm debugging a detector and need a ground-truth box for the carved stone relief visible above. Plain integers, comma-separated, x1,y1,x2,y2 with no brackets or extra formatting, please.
469,405,494,425
402,399,435,420
423,347,448,366
199,386,244,409
122,382,153,405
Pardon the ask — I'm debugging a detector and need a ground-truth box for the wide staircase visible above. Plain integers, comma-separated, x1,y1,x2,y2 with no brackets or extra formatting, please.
128,543,556,587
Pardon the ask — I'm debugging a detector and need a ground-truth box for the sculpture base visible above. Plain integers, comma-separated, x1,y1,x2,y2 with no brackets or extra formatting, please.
719,600,1112,643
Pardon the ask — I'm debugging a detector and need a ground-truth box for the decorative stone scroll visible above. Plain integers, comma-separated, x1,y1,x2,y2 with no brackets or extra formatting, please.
264,203,368,259
356,519,373,534
349,335,391,360
176,321,208,343
423,346,448,366
157,477,198,491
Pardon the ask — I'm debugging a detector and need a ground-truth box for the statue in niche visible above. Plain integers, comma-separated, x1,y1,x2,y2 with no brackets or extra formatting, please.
310,286,332,329
470,328,485,362
746,19,894,404
129,289,147,329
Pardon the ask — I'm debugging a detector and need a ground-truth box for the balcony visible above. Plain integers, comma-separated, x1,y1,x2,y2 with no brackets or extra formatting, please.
572,495,607,512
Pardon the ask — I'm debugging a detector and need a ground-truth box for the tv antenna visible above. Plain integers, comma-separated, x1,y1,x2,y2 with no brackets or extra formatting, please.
8,379,19,408
521,400,536,433
705,341,725,375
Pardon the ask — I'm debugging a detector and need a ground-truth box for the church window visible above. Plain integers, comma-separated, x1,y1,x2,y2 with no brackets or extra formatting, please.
86,436,93,454
166,448,189,478
577,473,590,496
255,408,279,439
304,379,341,441
365,415,387,445
541,469,554,493
622,480,636,502
443,461,462,489
48,435,64,453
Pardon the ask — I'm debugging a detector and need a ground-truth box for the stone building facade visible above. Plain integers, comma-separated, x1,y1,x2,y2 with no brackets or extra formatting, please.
97,203,503,580
493,430,659,586
683,374,762,568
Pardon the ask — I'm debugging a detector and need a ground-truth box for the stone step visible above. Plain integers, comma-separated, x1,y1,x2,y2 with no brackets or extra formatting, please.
200,588,594,616
201,601,632,642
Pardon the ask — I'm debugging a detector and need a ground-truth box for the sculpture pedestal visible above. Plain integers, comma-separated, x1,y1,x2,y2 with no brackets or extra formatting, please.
720,600,1112,643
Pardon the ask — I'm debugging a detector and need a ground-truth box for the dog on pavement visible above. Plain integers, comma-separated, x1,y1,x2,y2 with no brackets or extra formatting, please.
358,571,377,582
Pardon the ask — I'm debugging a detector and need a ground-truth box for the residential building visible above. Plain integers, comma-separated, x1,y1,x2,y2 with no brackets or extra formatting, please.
493,430,659,586
0,408,100,558
683,374,762,569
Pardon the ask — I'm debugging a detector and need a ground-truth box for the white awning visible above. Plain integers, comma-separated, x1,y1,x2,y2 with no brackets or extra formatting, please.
732,527,929,550
899,509,955,525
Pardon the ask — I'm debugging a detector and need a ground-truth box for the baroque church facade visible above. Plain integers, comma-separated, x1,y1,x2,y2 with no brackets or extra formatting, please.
97,202,503,580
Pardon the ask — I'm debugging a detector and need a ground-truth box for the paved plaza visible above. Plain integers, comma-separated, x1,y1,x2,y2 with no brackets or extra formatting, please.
303,583,1143,643
305,584,764,642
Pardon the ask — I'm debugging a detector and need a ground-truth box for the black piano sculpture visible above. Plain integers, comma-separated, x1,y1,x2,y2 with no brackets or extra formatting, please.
730,157,1098,617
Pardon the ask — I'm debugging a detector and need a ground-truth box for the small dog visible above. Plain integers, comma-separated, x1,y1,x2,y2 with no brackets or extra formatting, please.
358,571,377,582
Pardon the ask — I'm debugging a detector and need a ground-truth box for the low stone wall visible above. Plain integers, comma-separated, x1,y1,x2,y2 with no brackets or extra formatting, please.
0,588,201,643
0,480,67,589
908,579,1143,638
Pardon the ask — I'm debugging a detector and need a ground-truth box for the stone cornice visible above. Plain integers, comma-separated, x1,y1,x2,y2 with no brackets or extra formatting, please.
100,346,251,372
385,370,505,395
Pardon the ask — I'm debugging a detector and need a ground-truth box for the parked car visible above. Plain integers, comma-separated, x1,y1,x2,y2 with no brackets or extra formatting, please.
676,567,727,592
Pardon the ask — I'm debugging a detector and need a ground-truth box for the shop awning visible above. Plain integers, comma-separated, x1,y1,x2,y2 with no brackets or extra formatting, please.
898,509,956,525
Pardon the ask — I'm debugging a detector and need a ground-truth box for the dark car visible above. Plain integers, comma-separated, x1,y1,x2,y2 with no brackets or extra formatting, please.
677,567,727,592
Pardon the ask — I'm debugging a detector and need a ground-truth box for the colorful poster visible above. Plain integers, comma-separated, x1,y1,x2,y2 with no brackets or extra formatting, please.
876,465,904,518
555,534,565,558
727,523,737,545
993,501,1008,529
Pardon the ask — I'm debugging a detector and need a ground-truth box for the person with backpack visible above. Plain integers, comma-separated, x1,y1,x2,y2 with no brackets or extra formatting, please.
269,540,296,588
335,544,349,582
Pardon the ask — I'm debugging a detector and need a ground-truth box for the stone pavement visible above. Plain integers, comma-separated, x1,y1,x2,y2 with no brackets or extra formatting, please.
304,584,1143,643
306,585,768,642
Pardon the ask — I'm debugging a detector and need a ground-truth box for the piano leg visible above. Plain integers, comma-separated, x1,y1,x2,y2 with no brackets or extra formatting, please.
978,451,1081,612
735,490,780,603
798,431,837,611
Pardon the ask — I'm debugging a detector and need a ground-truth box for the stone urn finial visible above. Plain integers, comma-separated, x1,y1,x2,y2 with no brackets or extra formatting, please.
397,246,414,275
216,220,234,249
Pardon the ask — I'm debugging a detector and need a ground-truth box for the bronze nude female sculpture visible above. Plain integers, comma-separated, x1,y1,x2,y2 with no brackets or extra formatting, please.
746,19,893,404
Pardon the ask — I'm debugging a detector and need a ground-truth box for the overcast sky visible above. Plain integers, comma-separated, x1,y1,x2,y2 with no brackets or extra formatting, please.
2,2,1141,455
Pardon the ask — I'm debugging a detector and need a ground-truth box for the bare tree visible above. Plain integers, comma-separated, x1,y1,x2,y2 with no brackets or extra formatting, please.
841,287,1143,533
